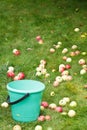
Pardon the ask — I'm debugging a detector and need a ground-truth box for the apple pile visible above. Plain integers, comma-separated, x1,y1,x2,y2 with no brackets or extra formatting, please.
36,59,50,77
50,41,62,53
40,97,77,119
7,66,25,80
53,63,72,87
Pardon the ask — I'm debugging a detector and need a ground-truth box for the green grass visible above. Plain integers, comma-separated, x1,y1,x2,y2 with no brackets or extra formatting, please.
0,0,87,130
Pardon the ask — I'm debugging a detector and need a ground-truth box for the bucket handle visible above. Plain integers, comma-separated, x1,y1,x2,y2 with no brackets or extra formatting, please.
7,93,29,105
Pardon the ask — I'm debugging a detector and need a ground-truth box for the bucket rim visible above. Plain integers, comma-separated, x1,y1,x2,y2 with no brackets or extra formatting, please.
7,79,45,93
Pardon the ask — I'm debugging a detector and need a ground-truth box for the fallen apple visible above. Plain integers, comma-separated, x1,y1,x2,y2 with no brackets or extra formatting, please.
78,59,86,65
69,101,77,107
13,49,20,56
45,115,51,120
71,45,77,49
36,36,41,41
59,99,66,106
38,115,45,121
65,64,71,69
18,72,25,79
66,57,72,62
74,28,80,32
49,103,57,109
1,102,9,108
50,48,55,53
35,125,42,130
55,106,63,112
7,71,15,78
41,101,49,108
13,125,21,130
8,66,14,72
80,69,86,75
53,80,59,87
68,110,76,117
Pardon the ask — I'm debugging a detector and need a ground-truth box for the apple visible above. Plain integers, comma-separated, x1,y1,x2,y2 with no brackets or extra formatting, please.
70,52,76,57
55,106,63,112
7,71,15,78
50,48,55,53
49,103,57,109
41,101,48,108
41,68,47,74
62,75,68,81
81,52,87,55
61,112,67,115
55,44,61,49
74,28,80,32
35,125,42,130
13,76,20,80
13,125,21,130
65,64,71,69
40,106,45,111
55,76,63,83
75,50,80,55
13,49,18,53
69,101,77,107
57,41,62,45
45,73,50,78
66,58,72,62
80,69,86,75
71,45,77,49
61,70,69,76
62,48,68,54
53,80,59,87
40,60,46,65
13,49,20,56
38,115,45,121
59,67,65,73
78,59,85,65
50,91,55,96
36,71,42,76
1,102,9,108
45,115,51,120
8,66,14,72
63,97,70,103
36,36,41,41
38,39,43,44
59,99,66,106
68,110,76,117
47,127,53,130
18,72,25,79
66,75,72,81
62,56,67,61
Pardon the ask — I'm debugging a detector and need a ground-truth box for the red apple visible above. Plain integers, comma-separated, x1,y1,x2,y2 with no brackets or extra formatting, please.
41,101,48,108
7,71,15,78
65,64,71,69
38,115,45,121
18,72,25,79
36,36,41,41
13,49,20,56
55,106,63,113
59,67,65,73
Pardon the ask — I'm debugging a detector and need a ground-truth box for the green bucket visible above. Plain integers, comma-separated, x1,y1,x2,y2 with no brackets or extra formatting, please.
7,80,45,122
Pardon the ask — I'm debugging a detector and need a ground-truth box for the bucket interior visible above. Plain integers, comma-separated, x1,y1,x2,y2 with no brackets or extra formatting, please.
7,80,45,93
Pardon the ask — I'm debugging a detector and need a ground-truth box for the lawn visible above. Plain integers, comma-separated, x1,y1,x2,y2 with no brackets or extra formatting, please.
0,0,87,130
